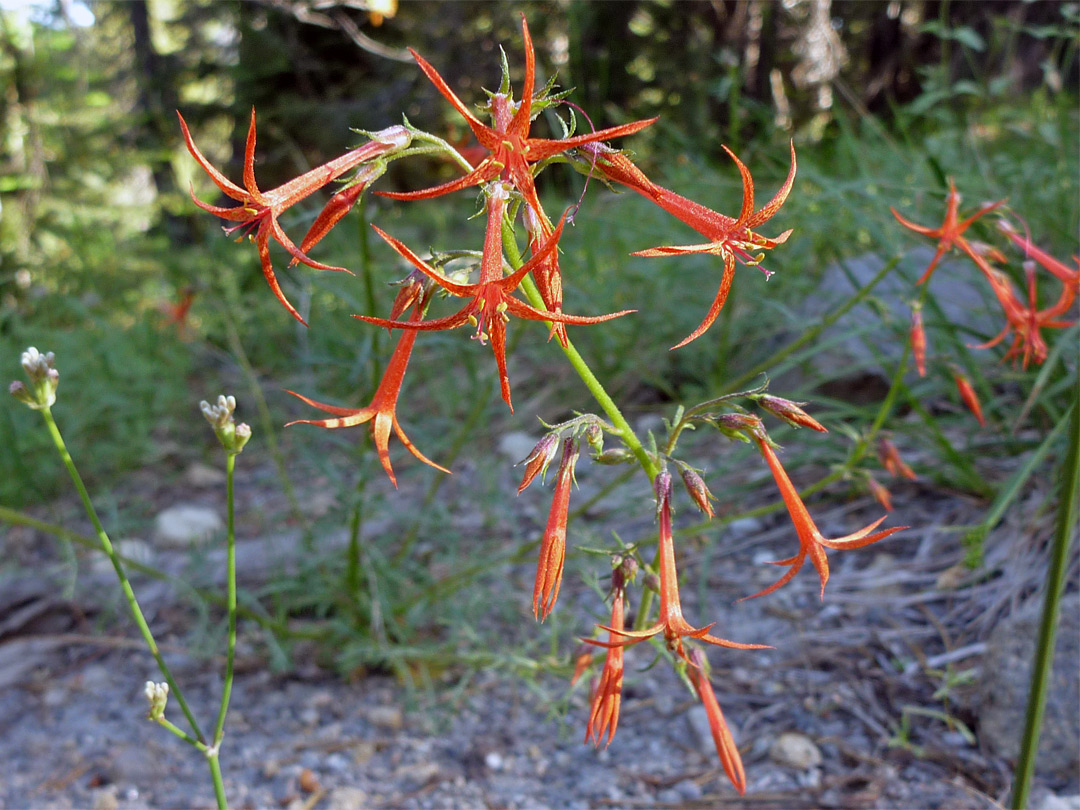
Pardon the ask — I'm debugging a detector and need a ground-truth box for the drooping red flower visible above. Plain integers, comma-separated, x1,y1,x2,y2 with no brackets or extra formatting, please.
354,183,633,411
284,305,448,487
910,306,928,377
686,649,746,796
534,438,578,621
589,142,796,348
866,476,894,512
952,370,986,427
517,432,561,494
890,179,1005,286
585,589,625,748
378,15,656,221
588,471,768,654
745,427,906,600
179,109,408,324
877,437,917,481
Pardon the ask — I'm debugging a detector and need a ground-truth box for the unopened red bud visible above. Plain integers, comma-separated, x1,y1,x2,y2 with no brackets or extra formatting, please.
517,432,561,494
714,413,764,441
654,469,673,515
759,395,827,433
612,553,638,592
867,476,893,511
910,308,927,378
593,448,634,466
677,463,716,518
877,438,916,480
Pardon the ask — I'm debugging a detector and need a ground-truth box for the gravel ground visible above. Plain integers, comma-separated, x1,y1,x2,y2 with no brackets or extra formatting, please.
2,441,1077,810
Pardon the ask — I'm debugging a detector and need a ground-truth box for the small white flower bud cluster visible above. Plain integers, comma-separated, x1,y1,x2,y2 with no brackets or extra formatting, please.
9,346,59,410
199,395,251,455
144,680,169,721
200,395,236,429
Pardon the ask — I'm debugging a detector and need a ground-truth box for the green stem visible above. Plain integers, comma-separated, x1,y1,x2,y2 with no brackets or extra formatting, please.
212,453,238,745
38,405,205,744
500,218,661,627
500,218,657,480
1011,394,1080,810
207,753,229,810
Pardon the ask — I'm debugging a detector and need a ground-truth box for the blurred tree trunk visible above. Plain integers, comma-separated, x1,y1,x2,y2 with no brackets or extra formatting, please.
128,0,191,243
0,11,46,268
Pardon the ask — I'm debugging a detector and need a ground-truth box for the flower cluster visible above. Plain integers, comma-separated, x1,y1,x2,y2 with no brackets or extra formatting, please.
180,16,910,795
892,182,1077,424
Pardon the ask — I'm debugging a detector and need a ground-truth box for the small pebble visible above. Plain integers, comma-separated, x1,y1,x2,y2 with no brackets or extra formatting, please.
769,732,823,770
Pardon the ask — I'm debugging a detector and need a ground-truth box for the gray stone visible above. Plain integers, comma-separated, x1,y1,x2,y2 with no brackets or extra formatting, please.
498,431,540,463
153,504,223,547
769,732,823,770
975,594,1080,779
1038,795,1080,810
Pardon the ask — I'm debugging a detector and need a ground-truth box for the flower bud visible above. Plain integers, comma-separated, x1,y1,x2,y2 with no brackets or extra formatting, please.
144,680,169,721
714,413,764,442
200,394,236,429
611,553,638,592
867,476,893,511
653,469,673,517
677,462,716,519
517,432,560,494
583,423,604,454
200,395,251,455
11,346,59,409
593,448,634,466
370,124,412,152
759,395,827,433
877,438,916,481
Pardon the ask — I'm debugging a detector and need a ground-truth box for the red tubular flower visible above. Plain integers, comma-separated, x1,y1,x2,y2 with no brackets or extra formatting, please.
534,438,578,622
589,471,768,654
179,109,409,324
621,142,796,349
877,438,917,481
354,183,633,412
952,370,986,427
687,649,746,796
284,305,449,487
910,306,927,377
997,221,1080,288
890,179,1005,286
378,15,656,220
746,431,906,600
585,590,625,748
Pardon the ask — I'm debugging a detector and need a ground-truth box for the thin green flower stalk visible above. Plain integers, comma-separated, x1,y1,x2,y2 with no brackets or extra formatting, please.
1011,395,1080,810
10,349,237,810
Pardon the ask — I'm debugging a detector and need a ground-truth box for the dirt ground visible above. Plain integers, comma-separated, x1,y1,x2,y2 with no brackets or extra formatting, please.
1,434,1077,810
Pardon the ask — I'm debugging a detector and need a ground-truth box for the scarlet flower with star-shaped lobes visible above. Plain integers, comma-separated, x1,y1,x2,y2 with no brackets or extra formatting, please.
890,178,1006,286
378,15,656,220
179,109,409,324
284,303,448,488
354,183,633,412
584,141,796,349
744,429,906,601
